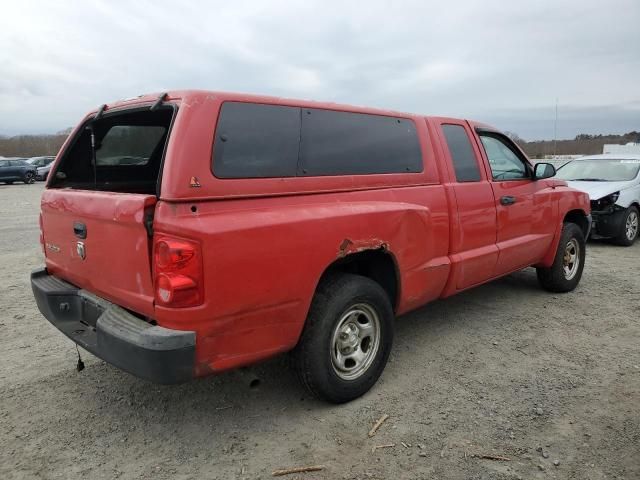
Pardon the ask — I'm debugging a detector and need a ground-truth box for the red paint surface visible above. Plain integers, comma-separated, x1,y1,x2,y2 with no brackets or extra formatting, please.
42,190,157,317
41,91,590,376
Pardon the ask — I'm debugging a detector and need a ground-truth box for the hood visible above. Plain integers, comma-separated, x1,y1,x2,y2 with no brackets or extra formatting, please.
565,180,634,200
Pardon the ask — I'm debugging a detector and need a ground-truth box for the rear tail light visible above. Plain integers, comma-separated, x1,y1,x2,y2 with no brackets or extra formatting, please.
153,236,203,308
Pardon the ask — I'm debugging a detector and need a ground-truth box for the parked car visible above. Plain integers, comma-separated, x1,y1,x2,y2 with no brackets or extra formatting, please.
556,154,640,245
31,91,591,403
0,158,37,184
26,156,55,180
27,156,55,168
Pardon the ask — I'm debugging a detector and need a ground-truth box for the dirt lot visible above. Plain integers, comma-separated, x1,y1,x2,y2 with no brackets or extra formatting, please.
0,183,638,480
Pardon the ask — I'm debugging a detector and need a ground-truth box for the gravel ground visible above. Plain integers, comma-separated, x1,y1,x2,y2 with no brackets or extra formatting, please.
1,183,638,480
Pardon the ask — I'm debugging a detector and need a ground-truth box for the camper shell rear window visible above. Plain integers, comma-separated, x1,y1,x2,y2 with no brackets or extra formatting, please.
50,106,175,194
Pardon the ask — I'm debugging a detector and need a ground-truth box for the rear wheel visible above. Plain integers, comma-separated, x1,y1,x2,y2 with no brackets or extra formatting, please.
292,274,394,403
536,222,585,293
613,206,639,246
23,171,35,184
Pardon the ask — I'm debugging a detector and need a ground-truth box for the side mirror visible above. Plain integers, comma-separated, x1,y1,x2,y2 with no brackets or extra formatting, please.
534,162,556,180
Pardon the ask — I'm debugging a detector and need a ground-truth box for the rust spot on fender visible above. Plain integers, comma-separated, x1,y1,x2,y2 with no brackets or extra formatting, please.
339,239,353,253
337,238,388,258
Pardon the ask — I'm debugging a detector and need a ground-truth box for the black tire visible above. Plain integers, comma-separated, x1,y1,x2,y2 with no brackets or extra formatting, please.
292,273,394,403
613,206,639,246
5,181,14,185
23,171,35,184
536,222,585,293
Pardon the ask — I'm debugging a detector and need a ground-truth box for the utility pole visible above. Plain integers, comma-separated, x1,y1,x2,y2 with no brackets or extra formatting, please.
553,98,558,158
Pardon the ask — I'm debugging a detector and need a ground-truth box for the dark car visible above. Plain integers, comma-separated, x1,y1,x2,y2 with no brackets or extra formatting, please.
0,158,37,184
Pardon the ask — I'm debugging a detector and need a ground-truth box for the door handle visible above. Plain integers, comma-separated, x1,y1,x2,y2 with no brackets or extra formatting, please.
500,195,516,206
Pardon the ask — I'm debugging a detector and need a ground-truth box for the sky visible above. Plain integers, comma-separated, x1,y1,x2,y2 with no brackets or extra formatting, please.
0,0,638,140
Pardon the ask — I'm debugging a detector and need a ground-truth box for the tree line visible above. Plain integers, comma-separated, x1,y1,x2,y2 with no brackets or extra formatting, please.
1,129,638,159
0,129,72,158
507,131,640,158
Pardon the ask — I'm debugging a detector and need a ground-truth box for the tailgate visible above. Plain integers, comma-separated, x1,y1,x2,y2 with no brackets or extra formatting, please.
41,189,156,318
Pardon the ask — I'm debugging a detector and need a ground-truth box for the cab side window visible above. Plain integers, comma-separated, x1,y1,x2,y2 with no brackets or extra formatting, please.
479,134,529,180
442,124,481,182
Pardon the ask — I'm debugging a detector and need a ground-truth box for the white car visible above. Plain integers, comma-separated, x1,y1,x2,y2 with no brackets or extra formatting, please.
556,154,640,245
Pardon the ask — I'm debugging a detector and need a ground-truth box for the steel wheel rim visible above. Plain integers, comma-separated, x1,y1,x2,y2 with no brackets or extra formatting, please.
25,172,35,183
626,211,638,241
330,303,381,381
562,238,580,280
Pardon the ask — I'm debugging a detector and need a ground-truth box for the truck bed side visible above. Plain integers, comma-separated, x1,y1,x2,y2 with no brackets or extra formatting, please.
153,185,451,373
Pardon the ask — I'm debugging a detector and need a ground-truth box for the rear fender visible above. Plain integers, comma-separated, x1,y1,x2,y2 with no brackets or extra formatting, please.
153,188,451,373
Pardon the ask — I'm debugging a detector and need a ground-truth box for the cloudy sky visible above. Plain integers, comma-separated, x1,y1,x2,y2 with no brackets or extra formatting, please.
1,0,638,140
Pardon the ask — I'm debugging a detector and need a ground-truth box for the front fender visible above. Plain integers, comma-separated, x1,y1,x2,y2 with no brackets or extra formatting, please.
537,187,590,268
615,186,640,209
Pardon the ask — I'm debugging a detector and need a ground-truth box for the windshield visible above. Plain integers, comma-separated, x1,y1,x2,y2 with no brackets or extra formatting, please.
556,159,640,181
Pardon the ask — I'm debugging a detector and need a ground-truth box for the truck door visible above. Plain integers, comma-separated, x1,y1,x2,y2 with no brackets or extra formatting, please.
435,120,499,290
473,129,556,276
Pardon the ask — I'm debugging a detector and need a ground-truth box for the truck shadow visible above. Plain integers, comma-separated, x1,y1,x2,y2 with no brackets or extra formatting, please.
53,268,547,421
11,263,588,466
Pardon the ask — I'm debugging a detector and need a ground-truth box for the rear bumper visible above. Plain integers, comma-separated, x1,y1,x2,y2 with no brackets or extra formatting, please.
31,268,195,384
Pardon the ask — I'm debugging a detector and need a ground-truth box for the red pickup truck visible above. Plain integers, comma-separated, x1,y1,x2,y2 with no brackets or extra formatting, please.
31,91,591,403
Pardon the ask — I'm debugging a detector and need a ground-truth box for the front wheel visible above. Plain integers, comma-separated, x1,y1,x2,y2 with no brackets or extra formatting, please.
536,222,586,293
292,274,394,403
23,171,35,184
613,206,639,246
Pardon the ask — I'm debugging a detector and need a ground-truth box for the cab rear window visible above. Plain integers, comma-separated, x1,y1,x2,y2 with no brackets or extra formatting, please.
212,102,423,178
96,125,167,166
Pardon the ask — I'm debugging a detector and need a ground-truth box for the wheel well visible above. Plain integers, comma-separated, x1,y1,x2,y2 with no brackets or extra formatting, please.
319,249,399,311
564,209,590,237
